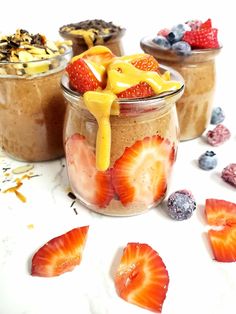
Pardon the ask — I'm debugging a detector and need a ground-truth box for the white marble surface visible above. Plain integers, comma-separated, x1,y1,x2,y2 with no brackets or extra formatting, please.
0,108,236,314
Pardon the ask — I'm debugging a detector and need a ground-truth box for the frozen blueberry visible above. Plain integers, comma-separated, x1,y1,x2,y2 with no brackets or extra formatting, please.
170,23,191,42
172,41,192,55
167,190,196,221
153,35,171,49
210,107,225,125
198,151,218,170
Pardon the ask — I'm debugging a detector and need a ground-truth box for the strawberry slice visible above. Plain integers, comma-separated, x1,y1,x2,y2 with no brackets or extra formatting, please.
112,135,175,206
31,226,89,277
182,28,220,49
65,133,114,207
115,243,169,313
205,199,236,226
117,82,155,99
66,58,102,94
200,18,212,30
131,55,159,72
208,226,236,262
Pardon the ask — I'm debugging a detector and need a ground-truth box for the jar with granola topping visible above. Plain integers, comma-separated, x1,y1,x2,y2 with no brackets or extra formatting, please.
59,19,125,56
141,37,221,141
61,62,184,216
0,29,72,161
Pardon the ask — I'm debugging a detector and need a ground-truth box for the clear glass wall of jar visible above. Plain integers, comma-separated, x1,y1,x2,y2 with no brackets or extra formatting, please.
141,37,222,141
0,48,72,161
61,66,184,216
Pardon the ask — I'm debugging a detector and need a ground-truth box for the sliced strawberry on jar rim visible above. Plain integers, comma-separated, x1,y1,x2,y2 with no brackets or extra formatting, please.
65,134,114,208
208,226,236,262
131,54,159,72
66,58,103,94
31,226,89,277
115,242,169,313
200,18,212,30
117,81,155,99
112,135,175,206
182,28,220,49
205,199,236,226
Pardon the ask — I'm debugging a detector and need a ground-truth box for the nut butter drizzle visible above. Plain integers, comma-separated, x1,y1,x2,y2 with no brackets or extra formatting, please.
82,49,181,171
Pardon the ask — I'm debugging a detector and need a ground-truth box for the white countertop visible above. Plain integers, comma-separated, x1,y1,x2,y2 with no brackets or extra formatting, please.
0,107,235,314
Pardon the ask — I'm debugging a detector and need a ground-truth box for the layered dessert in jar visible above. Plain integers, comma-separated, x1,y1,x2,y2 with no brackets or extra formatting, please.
61,46,184,216
0,29,72,161
59,19,125,56
140,19,222,141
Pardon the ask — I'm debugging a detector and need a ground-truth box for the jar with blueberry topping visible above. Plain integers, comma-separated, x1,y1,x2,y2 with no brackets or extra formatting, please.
140,19,222,141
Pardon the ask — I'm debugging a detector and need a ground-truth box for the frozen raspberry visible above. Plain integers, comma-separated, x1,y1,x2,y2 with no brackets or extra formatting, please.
198,151,217,170
210,107,225,125
206,124,231,146
186,20,202,30
167,190,196,221
221,164,236,188
157,28,170,37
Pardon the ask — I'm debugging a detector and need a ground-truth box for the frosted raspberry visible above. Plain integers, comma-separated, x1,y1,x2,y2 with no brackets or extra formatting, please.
206,124,231,146
157,28,170,37
222,164,236,188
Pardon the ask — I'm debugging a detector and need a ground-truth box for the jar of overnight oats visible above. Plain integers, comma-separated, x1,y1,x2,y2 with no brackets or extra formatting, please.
0,30,72,161
140,37,221,141
59,19,125,56
61,66,184,216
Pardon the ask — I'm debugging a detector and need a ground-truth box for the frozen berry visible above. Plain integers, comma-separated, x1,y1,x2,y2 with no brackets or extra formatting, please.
210,107,225,125
153,35,171,49
172,41,192,55
222,164,236,188
207,124,231,146
167,190,196,221
186,20,202,30
157,28,170,37
171,23,191,42
198,151,217,170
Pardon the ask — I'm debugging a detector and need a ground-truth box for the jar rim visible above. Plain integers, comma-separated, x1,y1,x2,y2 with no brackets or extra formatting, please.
61,63,184,107
0,47,72,65
140,36,222,62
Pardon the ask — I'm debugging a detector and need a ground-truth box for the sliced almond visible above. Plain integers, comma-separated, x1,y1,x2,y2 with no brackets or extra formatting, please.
12,164,34,174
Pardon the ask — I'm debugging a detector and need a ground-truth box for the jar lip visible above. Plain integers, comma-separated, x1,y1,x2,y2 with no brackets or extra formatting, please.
140,36,222,59
0,47,72,65
61,64,184,104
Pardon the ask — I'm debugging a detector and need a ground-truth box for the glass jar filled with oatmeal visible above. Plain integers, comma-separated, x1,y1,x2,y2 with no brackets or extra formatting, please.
61,47,184,216
0,29,72,161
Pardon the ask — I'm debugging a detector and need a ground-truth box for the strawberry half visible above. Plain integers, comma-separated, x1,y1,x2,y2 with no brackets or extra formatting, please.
205,199,236,226
205,199,236,262
200,18,212,30
117,82,155,99
31,226,89,277
208,226,236,262
112,135,175,206
182,28,220,49
65,133,114,207
66,58,102,94
131,55,159,72
115,243,169,313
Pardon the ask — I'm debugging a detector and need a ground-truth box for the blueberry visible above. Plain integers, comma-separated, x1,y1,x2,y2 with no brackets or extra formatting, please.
172,41,192,56
198,151,217,170
167,190,196,221
170,23,191,42
153,35,171,49
210,107,225,125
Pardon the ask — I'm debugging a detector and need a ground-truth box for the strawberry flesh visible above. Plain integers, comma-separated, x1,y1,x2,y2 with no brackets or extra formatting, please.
65,133,114,207
66,58,101,94
205,199,236,262
112,135,175,206
115,242,169,313
118,82,155,99
31,226,89,277
183,28,220,49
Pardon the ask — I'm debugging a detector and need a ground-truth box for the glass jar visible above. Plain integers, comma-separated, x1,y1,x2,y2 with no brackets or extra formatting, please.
59,27,125,56
141,37,222,141
0,48,72,161
61,66,184,216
